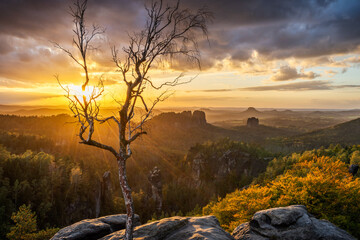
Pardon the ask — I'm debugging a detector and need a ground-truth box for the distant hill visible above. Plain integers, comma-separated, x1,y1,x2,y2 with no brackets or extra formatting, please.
212,108,360,132
243,107,261,114
8,108,70,116
141,111,302,152
274,118,360,150
233,125,300,143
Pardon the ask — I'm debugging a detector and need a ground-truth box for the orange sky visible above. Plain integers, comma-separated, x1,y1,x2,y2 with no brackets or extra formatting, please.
1,0,360,109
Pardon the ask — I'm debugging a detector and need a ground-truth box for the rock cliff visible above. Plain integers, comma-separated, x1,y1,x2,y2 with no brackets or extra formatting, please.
247,117,259,127
151,110,207,128
186,145,267,191
148,166,163,215
232,205,356,240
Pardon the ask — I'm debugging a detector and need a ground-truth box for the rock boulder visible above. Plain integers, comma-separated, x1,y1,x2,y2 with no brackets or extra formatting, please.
51,214,140,240
101,215,234,240
349,164,359,176
246,117,259,127
232,205,356,240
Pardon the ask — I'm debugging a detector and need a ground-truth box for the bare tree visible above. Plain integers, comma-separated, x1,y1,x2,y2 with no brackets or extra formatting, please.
55,0,212,239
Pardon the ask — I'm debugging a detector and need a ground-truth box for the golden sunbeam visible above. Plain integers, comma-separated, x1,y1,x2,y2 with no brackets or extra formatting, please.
67,84,103,102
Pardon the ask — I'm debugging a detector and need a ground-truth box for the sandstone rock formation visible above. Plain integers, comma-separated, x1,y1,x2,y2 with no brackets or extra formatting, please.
148,166,163,214
100,215,234,240
188,148,266,189
52,205,355,240
95,171,113,217
51,214,140,240
247,117,259,127
192,110,207,125
349,164,359,176
232,205,356,240
152,111,207,128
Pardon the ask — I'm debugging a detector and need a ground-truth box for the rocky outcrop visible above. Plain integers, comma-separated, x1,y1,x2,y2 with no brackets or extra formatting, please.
152,111,207,128
232,205,356,240
148,166,162,214
247,117,259,127
52,206,355,240
51,214,140,240
191,152,206,187
217,150,251,178
192,110,207,125
95,171,113,217
349,164,359,176
188,147,267,189
100,216,234,240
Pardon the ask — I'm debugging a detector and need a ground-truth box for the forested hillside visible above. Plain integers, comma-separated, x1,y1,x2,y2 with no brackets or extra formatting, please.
2,112,360,239
272,118,360,151
204,145,360,238
0,113,272,238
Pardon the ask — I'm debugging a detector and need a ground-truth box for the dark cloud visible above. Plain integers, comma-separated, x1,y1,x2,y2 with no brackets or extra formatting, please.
0,0,143,40
189,0,360,62
170,95,236,103
243,81,346,91
190,81,360,92
0,0,360,83
270,66,320,81
181,0,330,26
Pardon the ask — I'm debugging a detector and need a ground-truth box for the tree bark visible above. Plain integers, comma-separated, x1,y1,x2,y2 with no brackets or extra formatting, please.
117,157,134,240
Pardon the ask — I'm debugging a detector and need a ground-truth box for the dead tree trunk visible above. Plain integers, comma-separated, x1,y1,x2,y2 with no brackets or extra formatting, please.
117,157,134,239
56,1,212,239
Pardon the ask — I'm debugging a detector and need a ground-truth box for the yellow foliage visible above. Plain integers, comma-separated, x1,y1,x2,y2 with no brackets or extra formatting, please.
203,156,360,237
350,150,360,165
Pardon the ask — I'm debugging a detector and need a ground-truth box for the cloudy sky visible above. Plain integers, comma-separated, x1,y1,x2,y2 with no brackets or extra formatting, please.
1,0,360,109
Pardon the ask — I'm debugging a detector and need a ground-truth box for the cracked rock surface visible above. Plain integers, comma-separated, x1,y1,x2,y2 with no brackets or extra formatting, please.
51,214,140,240
51,205,355,240
100,215,234,240
232,205,356,240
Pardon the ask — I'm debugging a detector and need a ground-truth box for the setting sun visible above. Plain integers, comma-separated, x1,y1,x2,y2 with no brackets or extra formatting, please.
66,84,103,102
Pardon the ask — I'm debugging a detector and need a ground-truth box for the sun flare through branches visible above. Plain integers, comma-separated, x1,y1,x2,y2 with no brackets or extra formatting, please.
67,84,103,102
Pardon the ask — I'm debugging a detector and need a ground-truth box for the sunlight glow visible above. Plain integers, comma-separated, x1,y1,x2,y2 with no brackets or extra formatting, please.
67,84,102,102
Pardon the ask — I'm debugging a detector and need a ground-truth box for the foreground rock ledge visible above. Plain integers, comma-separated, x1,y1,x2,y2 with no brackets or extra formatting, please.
51,205,355,240
232,205,356,240
51,214,140,240
100,215,234,240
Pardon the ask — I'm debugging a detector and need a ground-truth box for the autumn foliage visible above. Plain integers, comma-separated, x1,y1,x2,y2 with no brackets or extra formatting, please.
203,151,360,238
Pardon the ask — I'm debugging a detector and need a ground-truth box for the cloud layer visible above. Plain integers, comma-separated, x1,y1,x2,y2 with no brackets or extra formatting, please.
1,0,360,107
1,0,360,79
270,66,320,81
191,81,360,92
